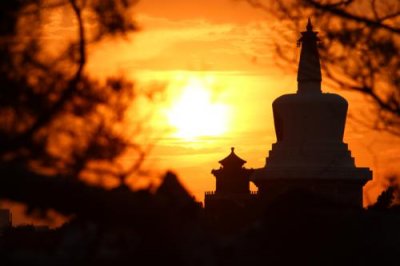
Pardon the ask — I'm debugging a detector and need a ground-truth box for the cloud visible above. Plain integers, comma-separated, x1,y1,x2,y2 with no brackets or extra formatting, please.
135,0,267,24
106,13,276,72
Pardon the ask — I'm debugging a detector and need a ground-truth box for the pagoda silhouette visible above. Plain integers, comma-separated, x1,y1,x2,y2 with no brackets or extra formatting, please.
205,19,372,221
205,148,257,231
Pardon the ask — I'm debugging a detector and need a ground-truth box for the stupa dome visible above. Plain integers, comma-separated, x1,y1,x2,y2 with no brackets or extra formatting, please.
273,93,348,144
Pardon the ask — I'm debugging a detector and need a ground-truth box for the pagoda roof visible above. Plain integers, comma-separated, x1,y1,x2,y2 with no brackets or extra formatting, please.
219,147,246,167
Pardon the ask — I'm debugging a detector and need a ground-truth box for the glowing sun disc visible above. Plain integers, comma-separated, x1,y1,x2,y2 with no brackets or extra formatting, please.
167,78,230,140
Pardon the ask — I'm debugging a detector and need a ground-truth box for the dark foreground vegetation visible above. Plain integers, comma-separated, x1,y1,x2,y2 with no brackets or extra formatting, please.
1,174,400,266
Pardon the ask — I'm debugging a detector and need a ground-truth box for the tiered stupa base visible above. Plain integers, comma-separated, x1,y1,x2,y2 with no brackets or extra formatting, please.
252,142,372,207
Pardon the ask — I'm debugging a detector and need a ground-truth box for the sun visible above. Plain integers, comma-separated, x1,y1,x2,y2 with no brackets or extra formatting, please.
167,77,230,140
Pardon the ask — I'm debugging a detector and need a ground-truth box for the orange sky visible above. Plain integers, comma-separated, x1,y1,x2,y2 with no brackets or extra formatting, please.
98,0,399,206
5,0,400,226
49,0,400,204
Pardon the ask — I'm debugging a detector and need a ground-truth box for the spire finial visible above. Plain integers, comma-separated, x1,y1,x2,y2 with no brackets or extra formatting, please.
296,18,321,93
306,17,313,31
231,147,235,153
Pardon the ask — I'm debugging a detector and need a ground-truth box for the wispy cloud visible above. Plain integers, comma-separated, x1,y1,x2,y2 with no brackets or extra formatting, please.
88,13,278,73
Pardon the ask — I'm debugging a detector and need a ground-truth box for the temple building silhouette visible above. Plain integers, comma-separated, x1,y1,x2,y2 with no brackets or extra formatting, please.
205,148,257,230
210,147,253,195
205,19,372,218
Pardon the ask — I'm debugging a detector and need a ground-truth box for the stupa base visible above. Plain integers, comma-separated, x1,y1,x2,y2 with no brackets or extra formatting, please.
252,168,371,208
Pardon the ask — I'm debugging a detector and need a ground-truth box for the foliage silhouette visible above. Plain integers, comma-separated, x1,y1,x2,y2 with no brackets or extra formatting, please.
0,0,159,212
370,185,396,210
369,176,400,210
0,2,207,264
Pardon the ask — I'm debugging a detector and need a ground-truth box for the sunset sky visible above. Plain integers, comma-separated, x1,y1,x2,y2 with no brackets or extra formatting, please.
87,0,400,206
7,0,400,225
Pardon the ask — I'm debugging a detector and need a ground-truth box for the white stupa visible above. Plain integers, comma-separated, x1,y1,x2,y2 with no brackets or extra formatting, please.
251,19,372,207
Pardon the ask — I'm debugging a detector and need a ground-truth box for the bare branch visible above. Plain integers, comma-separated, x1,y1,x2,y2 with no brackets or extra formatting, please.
305,0,400,34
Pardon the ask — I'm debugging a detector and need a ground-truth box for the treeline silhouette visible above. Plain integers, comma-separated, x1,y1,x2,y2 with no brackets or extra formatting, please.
1,182,400,265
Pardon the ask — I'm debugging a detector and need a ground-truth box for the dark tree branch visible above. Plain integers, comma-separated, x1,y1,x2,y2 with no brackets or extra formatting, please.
26,0,86,135
305,0,400,34
1,0,87,155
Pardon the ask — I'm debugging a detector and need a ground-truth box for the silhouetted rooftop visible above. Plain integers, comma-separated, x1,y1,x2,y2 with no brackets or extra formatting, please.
219,147,246,167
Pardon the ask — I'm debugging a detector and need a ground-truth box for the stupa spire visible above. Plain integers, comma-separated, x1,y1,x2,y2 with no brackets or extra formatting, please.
297,18,322,93
306,17,313,31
